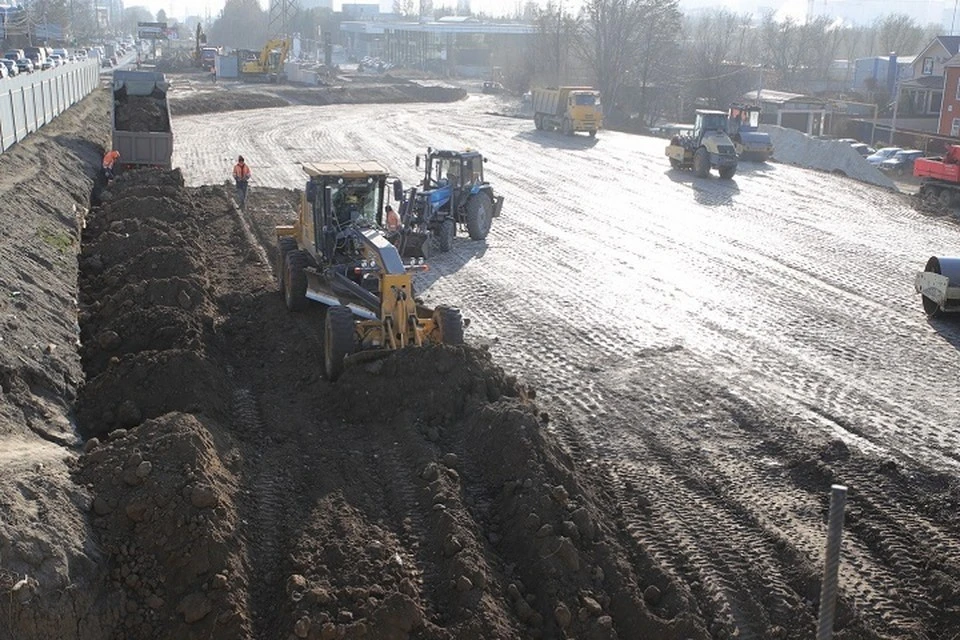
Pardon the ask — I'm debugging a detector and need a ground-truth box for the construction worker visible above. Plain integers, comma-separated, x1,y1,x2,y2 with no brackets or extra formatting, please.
102,149,120,182
233,156,251,208
384,204,400,233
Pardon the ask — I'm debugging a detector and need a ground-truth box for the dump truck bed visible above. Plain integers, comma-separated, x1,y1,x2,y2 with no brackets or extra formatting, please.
111,70,173,169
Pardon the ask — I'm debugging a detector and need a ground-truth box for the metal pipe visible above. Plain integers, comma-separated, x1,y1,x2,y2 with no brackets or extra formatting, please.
816,484,848,640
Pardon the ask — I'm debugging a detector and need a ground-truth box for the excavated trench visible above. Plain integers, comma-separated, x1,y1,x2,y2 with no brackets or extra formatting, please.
66,167,716,639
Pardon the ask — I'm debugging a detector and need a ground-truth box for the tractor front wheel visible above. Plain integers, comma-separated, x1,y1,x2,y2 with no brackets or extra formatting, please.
694,147,710,178
669,157,682,169
718,165,737,180
434,306,464,345
284,250,309,311
466,193,493,240
437,218,456,252
324,305,356,381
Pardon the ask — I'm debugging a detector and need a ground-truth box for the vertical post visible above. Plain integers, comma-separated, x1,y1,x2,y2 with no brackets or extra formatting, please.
816,484,848,640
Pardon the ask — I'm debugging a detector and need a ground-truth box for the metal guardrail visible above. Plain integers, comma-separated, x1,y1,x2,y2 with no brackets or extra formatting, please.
0,59,100,154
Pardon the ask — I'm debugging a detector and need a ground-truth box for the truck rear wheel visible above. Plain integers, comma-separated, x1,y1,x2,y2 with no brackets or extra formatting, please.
284,250,309,311
466,193,493,240
694,148,710,178
324,305,356,381
588,129,597,138
562,118,573,136
534,114,543,130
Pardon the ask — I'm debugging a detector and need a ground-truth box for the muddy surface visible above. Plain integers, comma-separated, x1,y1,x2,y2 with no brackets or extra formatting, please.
3,78,960,640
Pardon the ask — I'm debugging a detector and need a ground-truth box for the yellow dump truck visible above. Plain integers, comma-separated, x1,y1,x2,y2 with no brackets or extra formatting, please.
532,86,602,137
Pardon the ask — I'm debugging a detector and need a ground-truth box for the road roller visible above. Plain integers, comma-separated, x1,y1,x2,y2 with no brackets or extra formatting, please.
915,256,960,316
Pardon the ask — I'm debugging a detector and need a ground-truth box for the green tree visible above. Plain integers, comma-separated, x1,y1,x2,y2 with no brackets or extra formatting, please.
121,6,154,34
156,9,167,24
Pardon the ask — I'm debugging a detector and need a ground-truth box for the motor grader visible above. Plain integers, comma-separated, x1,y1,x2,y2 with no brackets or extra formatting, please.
665,110,739,179
276,161,465,380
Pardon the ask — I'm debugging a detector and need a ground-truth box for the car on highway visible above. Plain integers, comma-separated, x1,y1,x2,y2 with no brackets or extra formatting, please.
865,147,902,166
15,57,34,74
0,58,18,77
879,149,924,176
0,64,7,80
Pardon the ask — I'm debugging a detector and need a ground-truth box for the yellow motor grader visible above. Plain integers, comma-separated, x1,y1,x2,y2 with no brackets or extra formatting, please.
276,161,464,380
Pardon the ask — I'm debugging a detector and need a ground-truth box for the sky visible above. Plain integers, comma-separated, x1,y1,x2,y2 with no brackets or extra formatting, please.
138,0,956,29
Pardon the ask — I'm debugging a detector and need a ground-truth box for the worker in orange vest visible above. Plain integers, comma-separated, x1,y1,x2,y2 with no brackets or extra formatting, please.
102,149,120,182
233,156,251,208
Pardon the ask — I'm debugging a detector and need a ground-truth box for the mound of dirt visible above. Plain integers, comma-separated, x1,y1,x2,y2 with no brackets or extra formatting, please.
762,125,896,189
77,170,228,437
169,83,466,116
114,94,170,132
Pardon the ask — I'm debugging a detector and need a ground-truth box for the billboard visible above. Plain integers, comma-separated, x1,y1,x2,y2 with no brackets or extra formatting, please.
137,21,168,39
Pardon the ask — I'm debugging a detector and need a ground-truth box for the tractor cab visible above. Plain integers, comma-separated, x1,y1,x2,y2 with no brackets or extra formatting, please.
299,162,388,267
417,148,486,214
694,110,729,143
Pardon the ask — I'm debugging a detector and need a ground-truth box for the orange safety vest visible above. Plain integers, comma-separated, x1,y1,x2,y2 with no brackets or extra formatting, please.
233,162,251,180
102,150,119,169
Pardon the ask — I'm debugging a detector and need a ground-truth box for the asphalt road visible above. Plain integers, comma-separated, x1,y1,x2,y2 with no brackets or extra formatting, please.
171,96,960,638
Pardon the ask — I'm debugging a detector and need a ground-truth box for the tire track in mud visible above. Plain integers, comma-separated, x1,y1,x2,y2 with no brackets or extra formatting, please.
175,99,960,637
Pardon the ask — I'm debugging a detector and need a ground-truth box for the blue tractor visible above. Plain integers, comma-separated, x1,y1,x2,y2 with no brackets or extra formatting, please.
394,148,504,255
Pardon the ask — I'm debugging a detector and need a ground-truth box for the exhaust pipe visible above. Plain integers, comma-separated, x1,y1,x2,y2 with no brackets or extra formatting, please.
915,256,960,316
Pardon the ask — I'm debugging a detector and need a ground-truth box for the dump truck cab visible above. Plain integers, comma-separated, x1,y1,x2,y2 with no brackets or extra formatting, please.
276,161,464,380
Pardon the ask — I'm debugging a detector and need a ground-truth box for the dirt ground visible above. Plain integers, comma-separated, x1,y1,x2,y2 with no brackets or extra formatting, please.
2,76,960,640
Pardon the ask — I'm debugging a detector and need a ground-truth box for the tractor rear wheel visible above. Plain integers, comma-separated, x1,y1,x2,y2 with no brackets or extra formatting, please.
435,306,464,345
694,147,710,178
466,193,493,240
719,165,737,180
437,218,456,252
324,305,356,381
284,250,309,311
276,237,297,293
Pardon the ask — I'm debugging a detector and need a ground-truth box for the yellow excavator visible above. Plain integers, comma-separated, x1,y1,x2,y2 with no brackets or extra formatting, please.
276,161,465,380
240,38,291,82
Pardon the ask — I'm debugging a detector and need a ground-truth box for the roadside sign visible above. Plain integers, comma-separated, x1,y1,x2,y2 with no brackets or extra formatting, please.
137,21,168,40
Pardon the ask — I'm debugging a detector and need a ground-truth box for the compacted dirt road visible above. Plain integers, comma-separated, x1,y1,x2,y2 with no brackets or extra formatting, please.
2,81,960,640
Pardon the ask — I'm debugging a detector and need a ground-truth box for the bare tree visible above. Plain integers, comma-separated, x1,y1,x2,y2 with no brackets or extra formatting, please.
874,14,923,55
531,2,580,86
578,0,680,112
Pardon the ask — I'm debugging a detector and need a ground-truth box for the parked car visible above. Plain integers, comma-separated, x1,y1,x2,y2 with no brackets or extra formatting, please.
0,58,18,77
880,149,925,176
866,147,902,166
850,142,875,157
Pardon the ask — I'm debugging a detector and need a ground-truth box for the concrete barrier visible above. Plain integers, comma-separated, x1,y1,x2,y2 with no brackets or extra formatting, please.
0,59,100,153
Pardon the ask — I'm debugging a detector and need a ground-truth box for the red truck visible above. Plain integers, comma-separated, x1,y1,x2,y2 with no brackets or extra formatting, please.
914,145,960,206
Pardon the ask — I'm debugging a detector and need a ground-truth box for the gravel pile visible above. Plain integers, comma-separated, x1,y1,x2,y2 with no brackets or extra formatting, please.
761,125,897,190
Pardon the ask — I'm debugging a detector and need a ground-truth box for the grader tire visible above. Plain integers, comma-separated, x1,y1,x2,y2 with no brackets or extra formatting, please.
276,237,297,293
466,193,493,240
719,165,737,180
694,147,710,178
669,157,682,169
435,306,464,345
324,305,356,381
284,250,309,312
